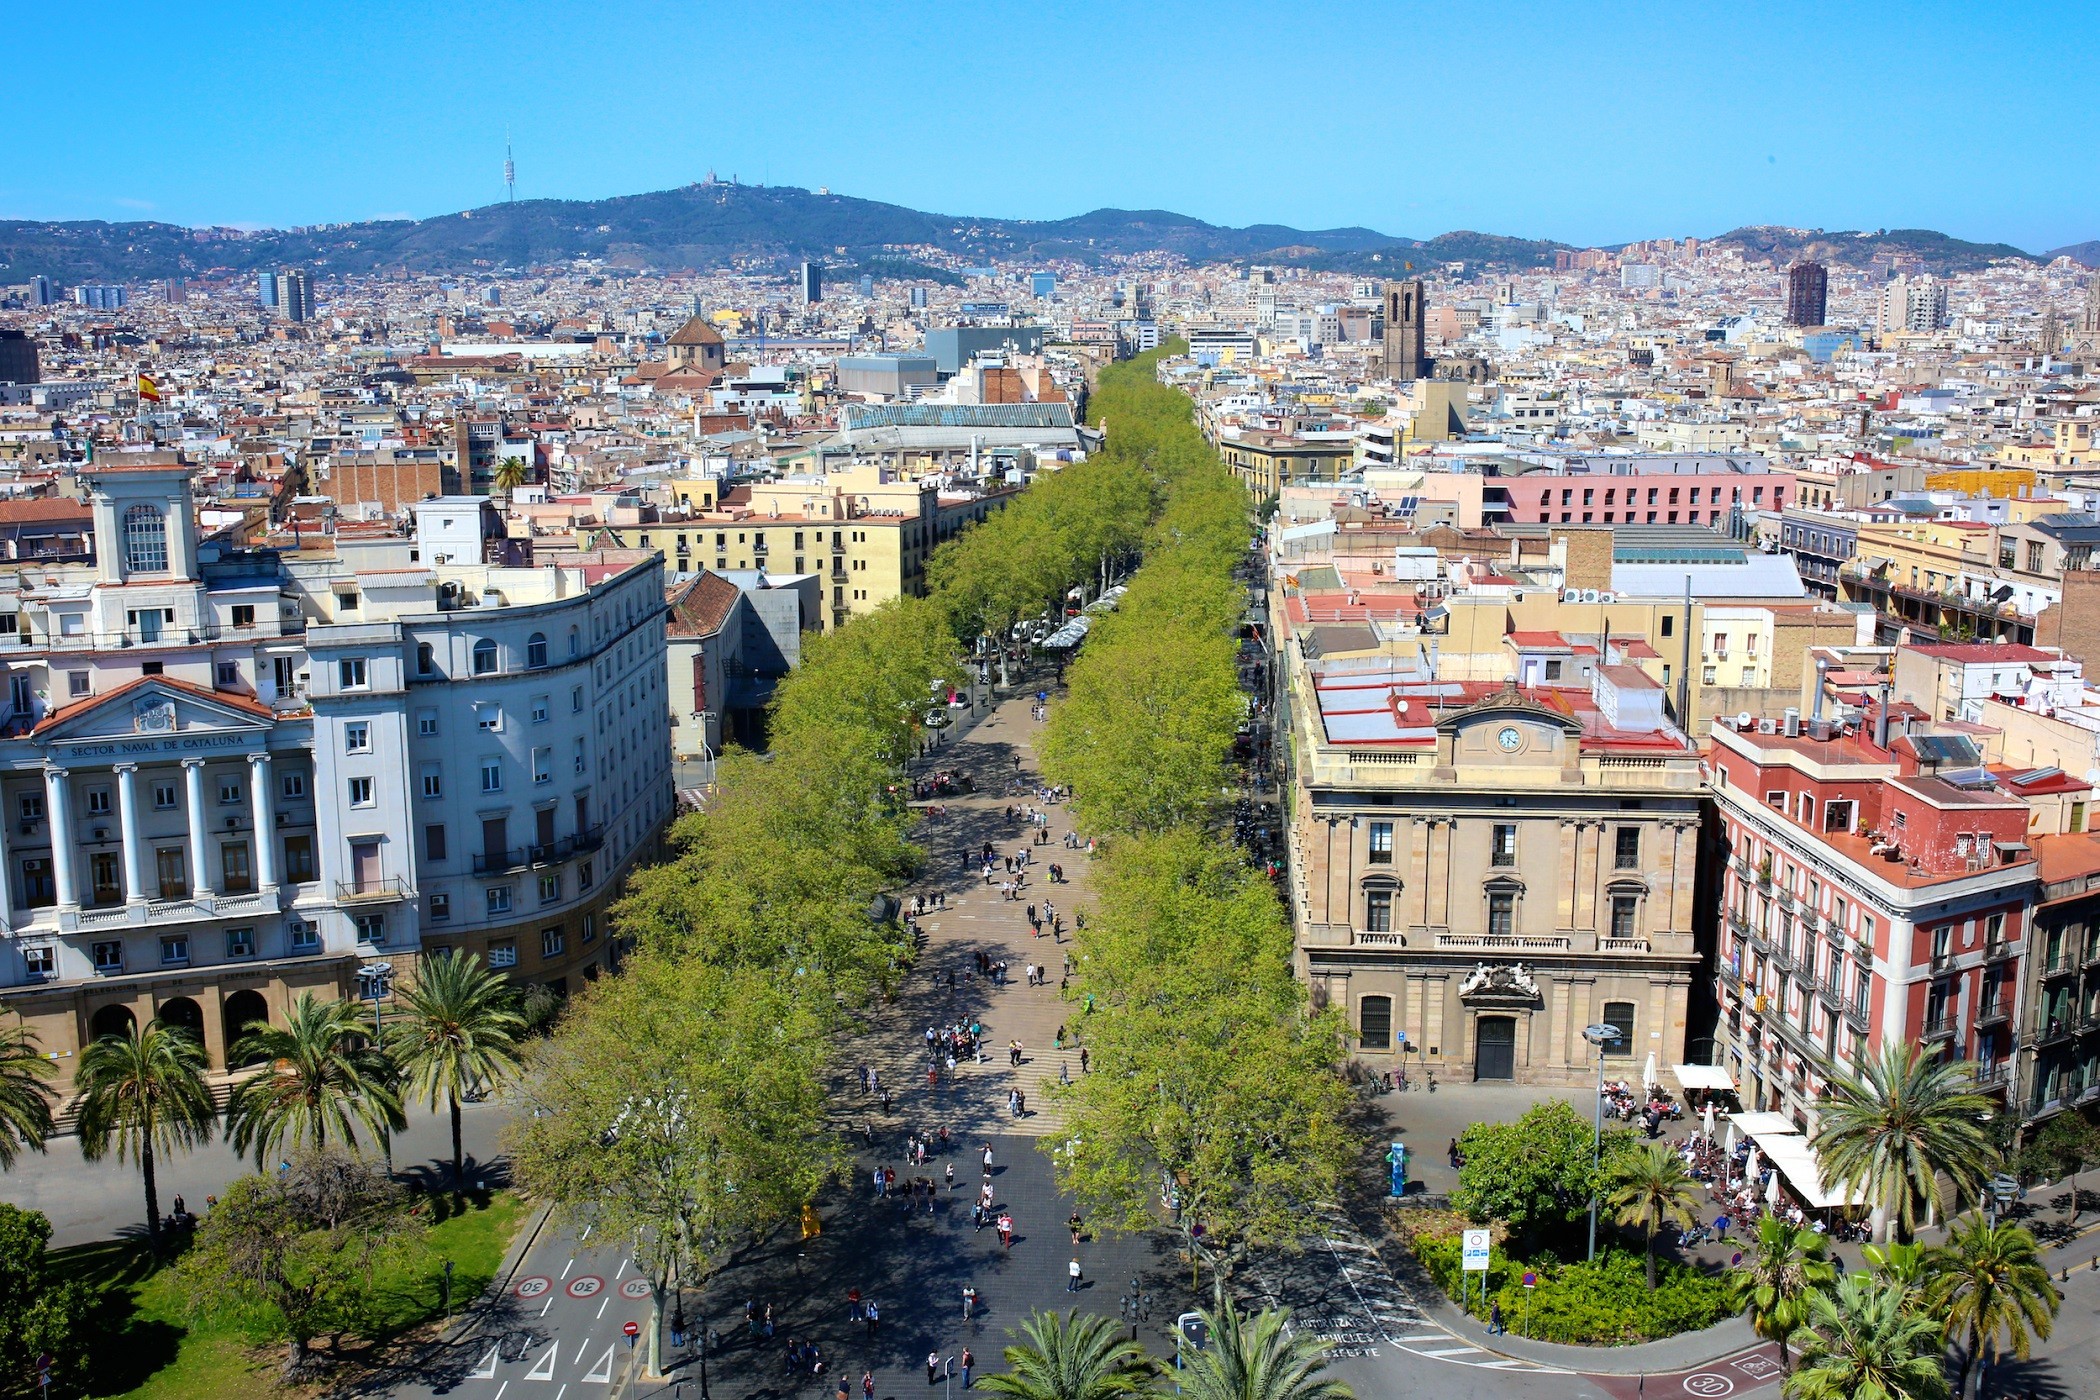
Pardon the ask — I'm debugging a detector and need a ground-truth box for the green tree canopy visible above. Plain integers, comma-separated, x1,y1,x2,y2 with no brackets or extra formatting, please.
0,1023,56,1170
0,1204,93,1397
1452,1101,1633,1248
974,1308,1157,1400
383,950,525,1187
73,1018,217,1247
224,991,403,1167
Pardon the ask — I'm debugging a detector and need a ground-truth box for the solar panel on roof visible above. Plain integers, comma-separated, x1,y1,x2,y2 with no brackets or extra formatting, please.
1910,734,1982,766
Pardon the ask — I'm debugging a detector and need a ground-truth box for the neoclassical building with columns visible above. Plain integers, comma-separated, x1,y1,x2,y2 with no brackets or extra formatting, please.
0,462,674,1098
1284,656,1708,1086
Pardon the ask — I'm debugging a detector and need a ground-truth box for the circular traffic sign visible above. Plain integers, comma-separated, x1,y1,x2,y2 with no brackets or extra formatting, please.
1683,1374,1735,1397
623,1321,641,1337
567,1275,603,1299
620,1279,652,1299
515,1275,551,1299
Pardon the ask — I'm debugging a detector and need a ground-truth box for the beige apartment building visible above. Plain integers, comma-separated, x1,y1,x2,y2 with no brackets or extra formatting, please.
1285,657,1707,1085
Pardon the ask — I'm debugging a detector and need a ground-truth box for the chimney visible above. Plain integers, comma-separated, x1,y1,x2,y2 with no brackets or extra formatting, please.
1875,682,1892,749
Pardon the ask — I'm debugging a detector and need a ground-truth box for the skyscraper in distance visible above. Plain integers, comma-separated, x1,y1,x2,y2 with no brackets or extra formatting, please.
258,272,279,310
1785,261,1827,327
800,261,823,306
278,268,312,323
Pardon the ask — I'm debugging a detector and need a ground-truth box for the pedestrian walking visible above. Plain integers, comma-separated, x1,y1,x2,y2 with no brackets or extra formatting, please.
1080,1047,1090,1073
982,1142,995,1174
997,1212,1014,1249
1490,1300,1503,1335
1059,1060,1070,1086
963,1285,977,1319
864,1371,876,1400
928,1352,941,1385
945,1161,955,1190
865,1299,880,1337
1068,1257,1083,1292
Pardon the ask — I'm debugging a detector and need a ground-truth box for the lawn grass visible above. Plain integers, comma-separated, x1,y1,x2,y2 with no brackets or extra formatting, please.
48,1189,530,1398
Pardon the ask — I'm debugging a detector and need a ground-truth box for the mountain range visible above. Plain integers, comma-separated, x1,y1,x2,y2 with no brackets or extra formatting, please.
0,181,2090,285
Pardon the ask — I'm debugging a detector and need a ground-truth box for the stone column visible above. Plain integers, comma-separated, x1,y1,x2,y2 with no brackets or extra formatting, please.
43,767,76,911
1557,820,1578,930
1409,817,1431,928
182,760,213,898
249,754,277,891
114,763,145,904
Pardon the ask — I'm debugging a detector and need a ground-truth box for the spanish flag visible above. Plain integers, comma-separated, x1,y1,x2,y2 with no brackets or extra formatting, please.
137,374,161,403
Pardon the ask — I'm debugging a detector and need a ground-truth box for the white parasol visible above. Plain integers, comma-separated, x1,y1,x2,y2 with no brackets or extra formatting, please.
1723,1122,1736,1154
1746,1146,1760,1183
1703,1102,1716,1139
1766,1170,1782,1208
1642,1051,1658,1089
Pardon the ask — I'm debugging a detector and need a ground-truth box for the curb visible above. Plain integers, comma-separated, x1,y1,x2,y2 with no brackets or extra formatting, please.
443,1197,554,1345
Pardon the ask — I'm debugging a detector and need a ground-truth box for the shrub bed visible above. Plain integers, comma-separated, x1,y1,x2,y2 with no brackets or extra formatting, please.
1410,1224,1734,1345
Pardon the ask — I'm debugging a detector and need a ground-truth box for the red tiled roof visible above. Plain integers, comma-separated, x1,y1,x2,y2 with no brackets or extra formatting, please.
32,675,276,737
0,499,90,524
666,571,740,638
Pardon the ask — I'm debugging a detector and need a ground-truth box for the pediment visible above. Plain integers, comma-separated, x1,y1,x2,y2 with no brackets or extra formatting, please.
36,678,275,748
1434,679,1583,739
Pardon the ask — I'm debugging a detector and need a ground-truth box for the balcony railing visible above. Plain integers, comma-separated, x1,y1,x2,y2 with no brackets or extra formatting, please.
1433,933,1571,953
1975,999,2011,1028
473,827,603,875
1929,949,1956,974
32,617,309,651
335,877,410,902
2027,1016,2078,1048
1921,1015,1957,1042
1844,1000,1870,1034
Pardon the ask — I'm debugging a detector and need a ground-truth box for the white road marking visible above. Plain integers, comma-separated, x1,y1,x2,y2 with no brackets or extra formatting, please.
1421,1346,1480,1358
615,1257,628,1280
526,1344,558,1380
540,1298,552,1317
556,1388,566,1400
493,1386,508,1400
1396,1334,1450,1343
561,1257,575,1280
582,1345,615,1383
596,1295,609,1318
468,1345,500,1379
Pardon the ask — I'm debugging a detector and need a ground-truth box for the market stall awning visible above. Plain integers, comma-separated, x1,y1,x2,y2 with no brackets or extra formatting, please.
1728,1111,1803,1139
1671,1064,1737,1093
1757,1132,1870,1210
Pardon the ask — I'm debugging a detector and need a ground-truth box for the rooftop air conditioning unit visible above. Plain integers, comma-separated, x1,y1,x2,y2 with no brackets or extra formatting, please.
1582,589,1600,603
1599,592,1617,604
1757,719,1777,735
1563,588,1581,602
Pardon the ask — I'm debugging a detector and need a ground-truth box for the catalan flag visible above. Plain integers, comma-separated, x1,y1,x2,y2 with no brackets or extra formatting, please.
136,373,161,403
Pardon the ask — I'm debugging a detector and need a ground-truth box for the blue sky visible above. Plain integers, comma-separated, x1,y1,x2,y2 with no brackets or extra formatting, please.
9,0,2096,251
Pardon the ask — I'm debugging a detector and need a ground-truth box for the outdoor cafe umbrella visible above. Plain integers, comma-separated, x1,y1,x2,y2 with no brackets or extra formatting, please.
1703,1101,1715,1139
1766,1170,1782,1208
1642,1051,1659,1089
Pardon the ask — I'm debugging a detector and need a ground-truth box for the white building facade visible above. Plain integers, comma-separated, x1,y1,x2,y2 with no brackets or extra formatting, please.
0,465,674,1090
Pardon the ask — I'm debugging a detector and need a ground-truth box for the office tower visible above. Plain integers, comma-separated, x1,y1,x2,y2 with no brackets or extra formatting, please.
72,285,126,311
29,276,53,307
0,329,38,385
909,286,927,310
857,274,873,299
1881,275,1946,334
279,268,312,323
258,272,279,310
1784,261,1827,327
1382,279,1429,382
164,278,188,304
1031,271,1056,299
799,261,822,306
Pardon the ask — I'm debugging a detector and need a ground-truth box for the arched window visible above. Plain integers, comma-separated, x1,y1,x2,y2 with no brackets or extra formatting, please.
1358,995,1393,1050
471,638,499,676
123,504,168,573
527,633,548,669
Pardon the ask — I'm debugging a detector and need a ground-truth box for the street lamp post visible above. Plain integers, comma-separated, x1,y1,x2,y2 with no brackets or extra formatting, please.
358,961,394,1177
1582,1022,1621,1262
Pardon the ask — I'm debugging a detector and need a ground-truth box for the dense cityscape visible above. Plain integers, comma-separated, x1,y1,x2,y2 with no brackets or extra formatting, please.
5,12,2100,1400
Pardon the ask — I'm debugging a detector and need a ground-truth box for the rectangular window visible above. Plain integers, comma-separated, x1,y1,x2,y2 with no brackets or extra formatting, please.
92,940,123,973
531,696,550,724
282,835,315,882
1610,894,1638,939
1615,826,1640,869
425,823,447,861
428,892,451,922
289,921,319,952
152,782,177,809
225,927,254,958
159,934,188,966
68,671,90,697
1491,823,1517,866
571,685,585,714
417,709,439,737
1367,820,1394,864
353,913,385,945
539,871,561,904
155,847,187,899
574,738,587,774
487,887,513,916
1364,889,1392,932
86,787,110,816
532,748,552,785
475,704,501,732
480,760,503,793
578,859,594,891
421,767,443,798
1601,1001,1636,1056
540,926,565,958
487,937,517,968
17,794,41,823
1358,996,1393,1050
581,913,596,944
344,721,371,754
220,842,252,893
219,779,243,806
339,658,368,689
230,604,255,628
90,852,121,904
22,944,53,979
348,777,374,807
1823,799,1854,833
216,661,240,688
1488,891,1516,938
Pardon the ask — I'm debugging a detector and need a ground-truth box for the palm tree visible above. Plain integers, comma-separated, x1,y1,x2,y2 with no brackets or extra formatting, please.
384,951,524,1187
975,1309,1156,1400
1179,1301,1352,1400
0,1022,57,1168
73,1019,216,1247
1812,1042,1997,1242
1785,1273,1950,1400
224,992,402,1166
1929,1219,2059,1400
1862,1240,1934,1314
1606,1142,1704,1288
492,457,531,500
1731,1216,1837,1374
